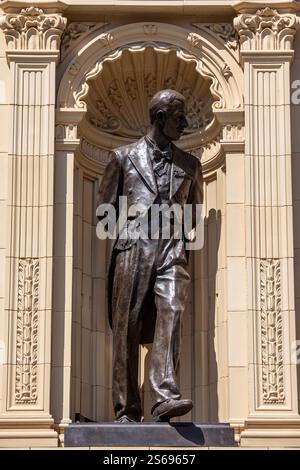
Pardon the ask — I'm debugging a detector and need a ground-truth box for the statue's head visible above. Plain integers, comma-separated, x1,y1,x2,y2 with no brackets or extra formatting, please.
149,89,188,141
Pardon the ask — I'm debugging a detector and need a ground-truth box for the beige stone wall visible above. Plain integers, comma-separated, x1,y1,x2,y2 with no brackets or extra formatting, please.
193,168,228,422
0,0,300,448
71,167,113,422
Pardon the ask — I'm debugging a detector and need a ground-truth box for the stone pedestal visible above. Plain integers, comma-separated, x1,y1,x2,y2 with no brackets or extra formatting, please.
64,422,235,447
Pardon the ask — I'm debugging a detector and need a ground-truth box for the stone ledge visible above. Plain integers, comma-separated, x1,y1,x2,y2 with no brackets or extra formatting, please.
64,422,235,447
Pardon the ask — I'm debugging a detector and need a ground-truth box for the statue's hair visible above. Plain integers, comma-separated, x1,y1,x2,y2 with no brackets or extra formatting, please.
149,89,185,124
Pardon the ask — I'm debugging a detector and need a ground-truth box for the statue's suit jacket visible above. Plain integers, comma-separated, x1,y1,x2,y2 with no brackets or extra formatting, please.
98,137,203,343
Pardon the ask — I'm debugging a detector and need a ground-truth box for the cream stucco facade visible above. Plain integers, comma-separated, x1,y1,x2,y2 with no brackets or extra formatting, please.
0,0,300,448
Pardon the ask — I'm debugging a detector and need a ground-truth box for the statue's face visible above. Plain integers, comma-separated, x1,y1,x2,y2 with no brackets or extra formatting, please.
160,100,188,141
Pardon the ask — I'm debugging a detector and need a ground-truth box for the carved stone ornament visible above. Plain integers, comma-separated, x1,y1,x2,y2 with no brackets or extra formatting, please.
68,60,81,76
0,6,67,50
55,124,78,141
98,32,114,48
234,7,300,51
143,24,157,35
260,259,285,405
15,259,39,404
195,23,239,51
222,124,244,141
84,47,214,140
187,32,202,49
220,63,232,80
80,138,111,166
191,133,224,178
61,22,99,60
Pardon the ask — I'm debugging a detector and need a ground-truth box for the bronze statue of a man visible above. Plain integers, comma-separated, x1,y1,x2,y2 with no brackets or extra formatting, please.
97,89,203,423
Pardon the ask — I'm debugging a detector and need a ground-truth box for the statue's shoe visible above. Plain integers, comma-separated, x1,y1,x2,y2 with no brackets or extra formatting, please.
152,399,193,422
114,415,139,423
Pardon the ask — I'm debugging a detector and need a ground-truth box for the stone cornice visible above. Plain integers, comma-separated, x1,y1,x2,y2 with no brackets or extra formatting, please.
0,6,67,50
234,1,300,14
1,1,299,14
234,7,300,51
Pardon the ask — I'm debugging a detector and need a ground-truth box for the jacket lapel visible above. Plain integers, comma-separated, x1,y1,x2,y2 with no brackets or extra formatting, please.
128,138,157,195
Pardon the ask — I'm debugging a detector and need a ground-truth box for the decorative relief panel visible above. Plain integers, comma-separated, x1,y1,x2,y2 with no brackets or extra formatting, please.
222,124,244,141
61,22,102,61
260,259,285,405
234,7,300,51
15,259,39,404
194,23,239,52
0,6,66,50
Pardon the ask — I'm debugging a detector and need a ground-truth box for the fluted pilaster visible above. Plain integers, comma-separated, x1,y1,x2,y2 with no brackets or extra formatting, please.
0,6,66,447
234,7,300,446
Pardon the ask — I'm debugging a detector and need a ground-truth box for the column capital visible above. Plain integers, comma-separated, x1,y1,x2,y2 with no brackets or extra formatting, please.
0,6,67,51
55,108,85,151
234,7,300,52
220,124,245,152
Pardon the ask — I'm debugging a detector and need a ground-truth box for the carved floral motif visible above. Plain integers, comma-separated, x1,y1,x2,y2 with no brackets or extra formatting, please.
15,259,39,404
196,23,239,51
61,22,97,59
125,76,138,101
0,7,67,50
260,259,285,404
107,79,123,108
90,100,120,131
181,88,213,132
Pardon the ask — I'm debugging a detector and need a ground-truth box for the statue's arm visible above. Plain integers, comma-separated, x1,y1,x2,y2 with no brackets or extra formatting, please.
97,151,122,211
188,159,204,229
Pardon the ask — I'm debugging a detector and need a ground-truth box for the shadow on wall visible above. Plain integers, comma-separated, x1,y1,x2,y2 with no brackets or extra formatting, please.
205,208,222,422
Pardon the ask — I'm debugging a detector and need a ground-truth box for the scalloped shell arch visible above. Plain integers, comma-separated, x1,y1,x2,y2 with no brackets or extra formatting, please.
84,46,214,142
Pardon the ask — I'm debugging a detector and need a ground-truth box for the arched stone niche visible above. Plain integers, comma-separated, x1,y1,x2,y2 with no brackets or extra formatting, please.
53,21,244,428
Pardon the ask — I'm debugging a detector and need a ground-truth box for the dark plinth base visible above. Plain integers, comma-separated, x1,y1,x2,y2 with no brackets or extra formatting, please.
64,422,235,447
